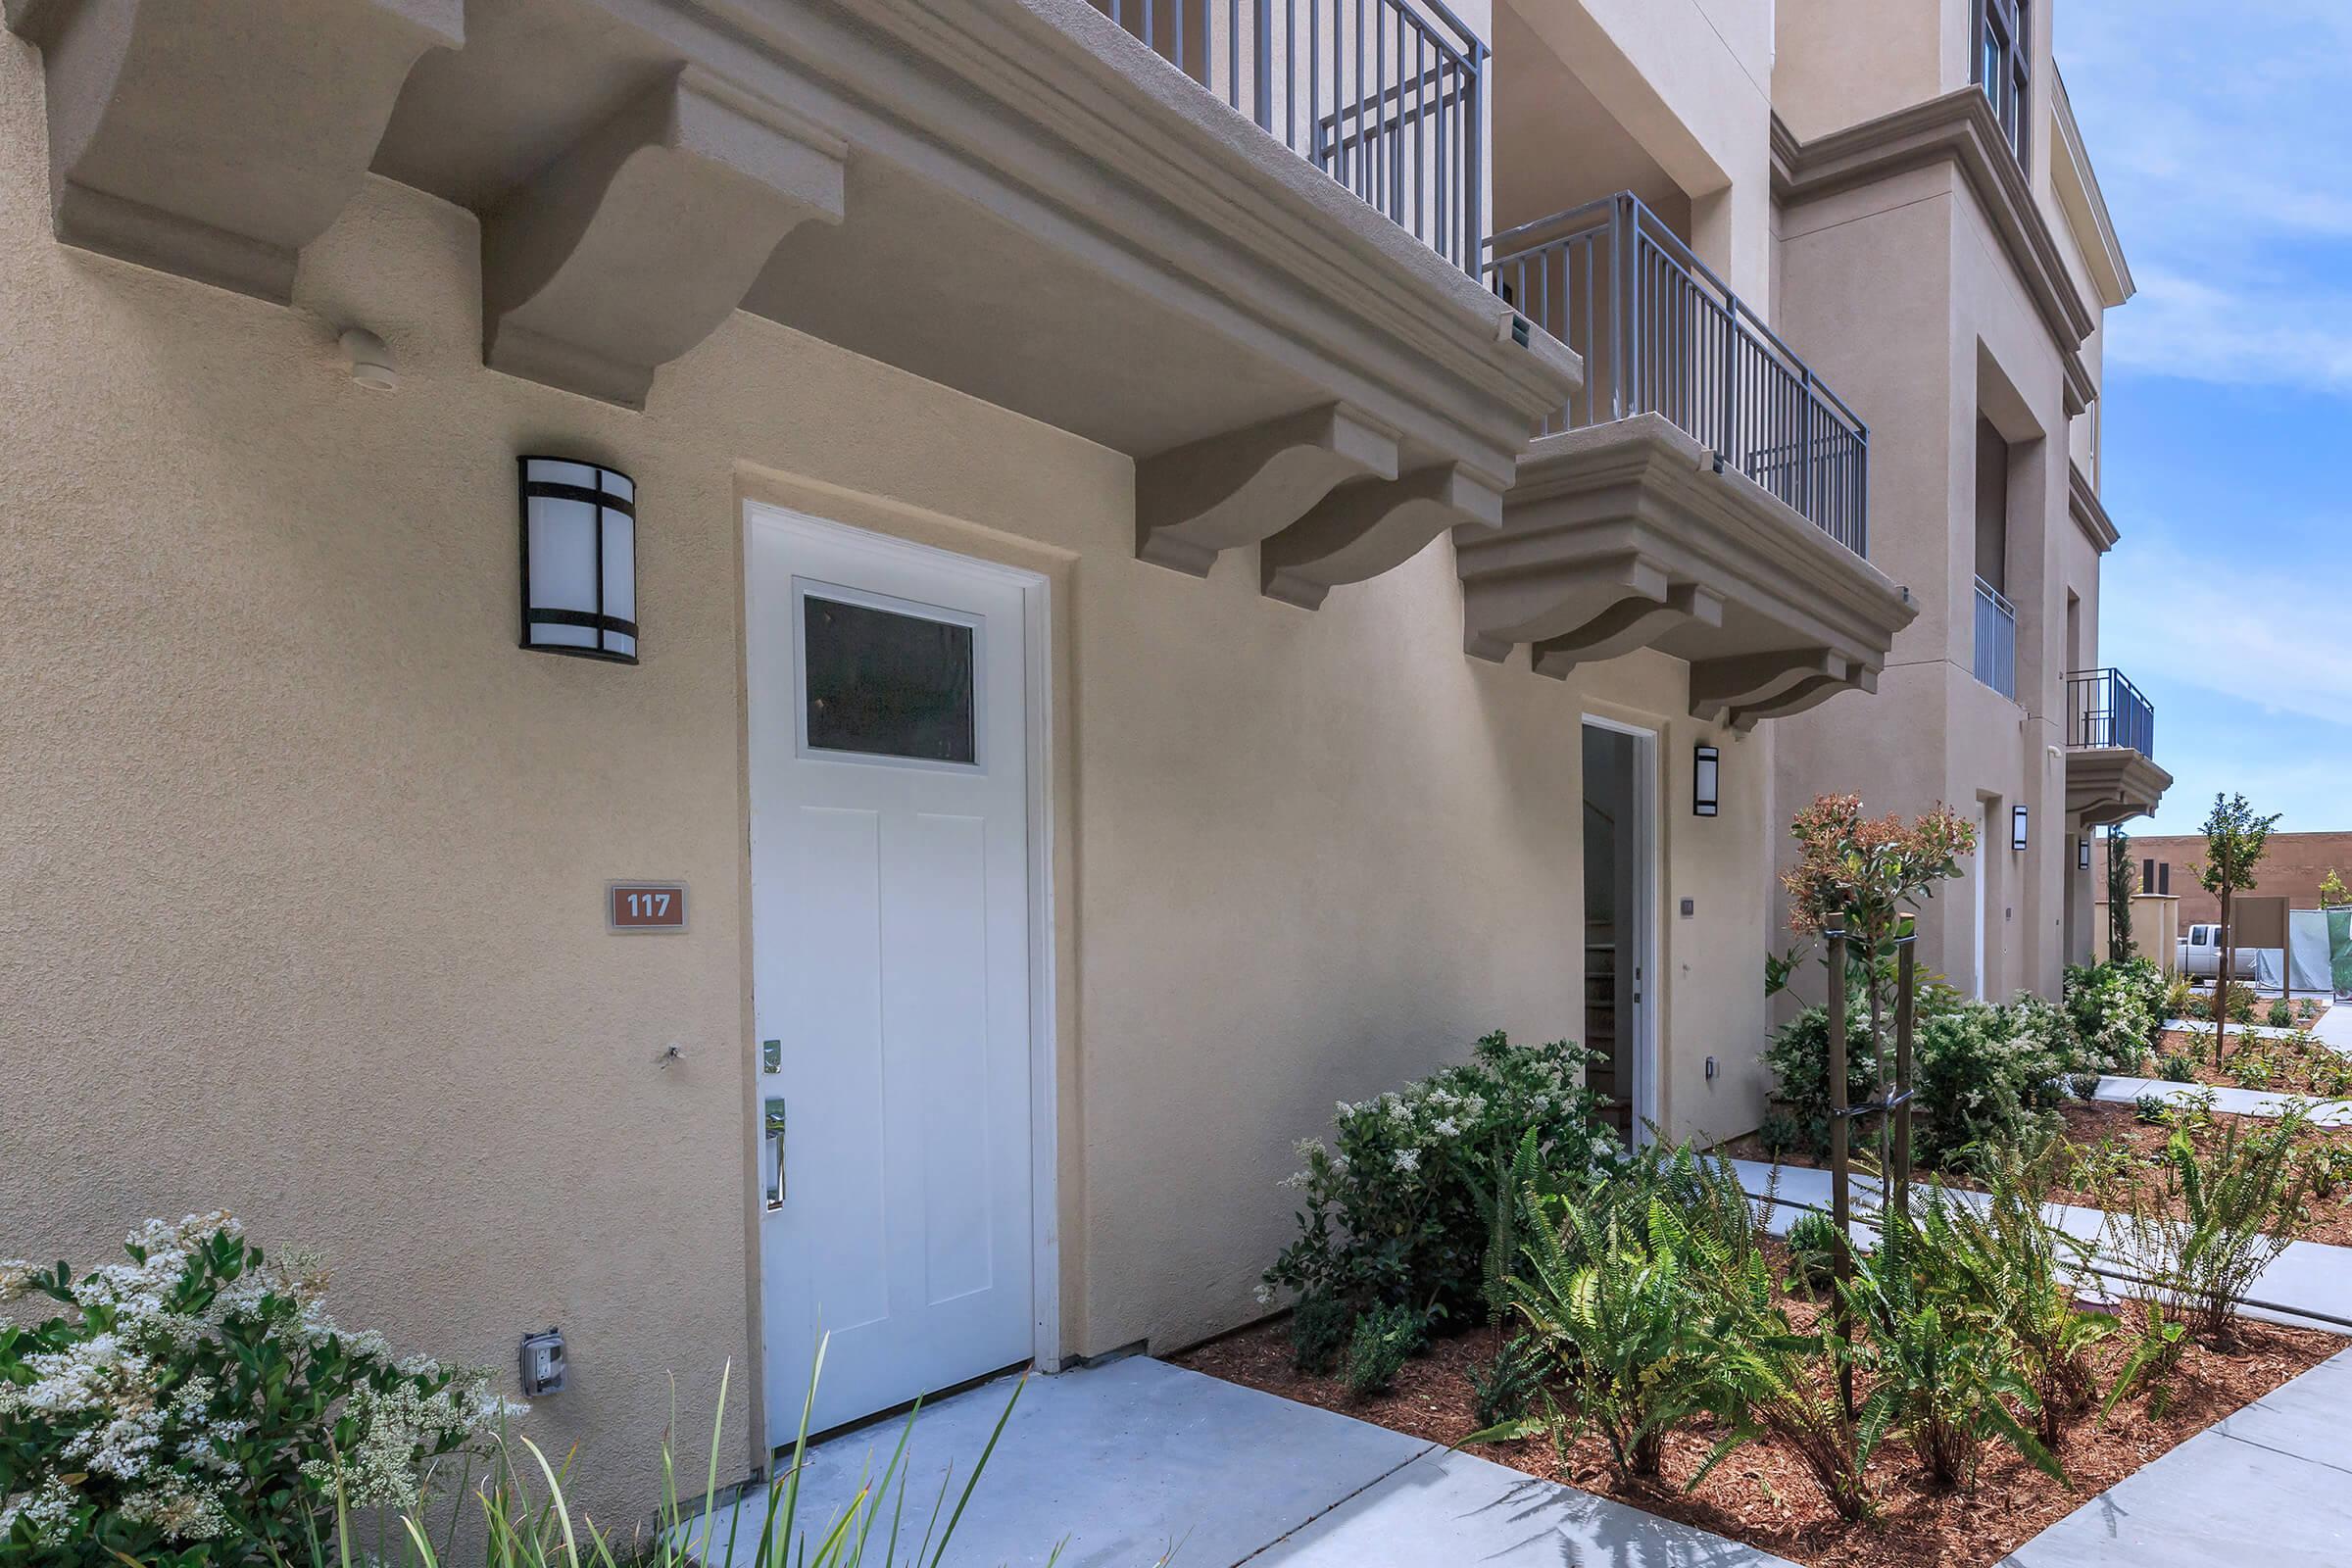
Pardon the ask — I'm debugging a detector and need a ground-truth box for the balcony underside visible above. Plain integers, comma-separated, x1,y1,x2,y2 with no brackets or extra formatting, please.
2069,748,2172,828
10,0,1578,603
1456,416,1915,726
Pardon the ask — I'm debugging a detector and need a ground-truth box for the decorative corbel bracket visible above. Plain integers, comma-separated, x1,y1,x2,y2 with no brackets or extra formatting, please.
16,0,464,302
1690,649,1850,724
1532,583,1727,680
1260,463,1506,611
1134,405,1398,575
481,67,847,409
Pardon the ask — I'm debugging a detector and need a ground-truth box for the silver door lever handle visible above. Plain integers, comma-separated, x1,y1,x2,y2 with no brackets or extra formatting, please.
764,1098,787,1210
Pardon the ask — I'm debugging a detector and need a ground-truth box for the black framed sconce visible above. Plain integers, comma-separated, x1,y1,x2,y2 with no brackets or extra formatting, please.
519,457,637,662
2079,836,2092,871
1693,744,1720,817
2012,805,2030,853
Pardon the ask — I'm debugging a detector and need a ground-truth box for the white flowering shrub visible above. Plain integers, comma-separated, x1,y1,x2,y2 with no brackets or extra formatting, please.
2063,957,2165,1075
1260,1031,1613,1324
0,1214,517,1564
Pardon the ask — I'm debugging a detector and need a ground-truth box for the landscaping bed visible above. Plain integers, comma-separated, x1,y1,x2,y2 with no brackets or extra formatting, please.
2148,1024,2351,1099
1728,1101,2352,1249
1176,1285,2339,1568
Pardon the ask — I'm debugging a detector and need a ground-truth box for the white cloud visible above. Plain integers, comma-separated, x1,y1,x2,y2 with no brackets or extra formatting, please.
2106,270,2352,394
2100,541,2352,731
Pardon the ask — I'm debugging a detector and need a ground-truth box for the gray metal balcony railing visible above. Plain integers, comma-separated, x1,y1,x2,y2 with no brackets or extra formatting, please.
2066,667,2155,758
1095,0,1488,271
1483,192,1870,556
1974,576,2017,699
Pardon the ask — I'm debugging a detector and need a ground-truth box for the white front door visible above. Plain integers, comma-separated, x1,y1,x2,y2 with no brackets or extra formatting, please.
1973,802,1990,1001
745,507,1039,1440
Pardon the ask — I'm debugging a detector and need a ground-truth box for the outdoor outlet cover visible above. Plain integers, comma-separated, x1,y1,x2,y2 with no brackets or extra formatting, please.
1680,898,1695,917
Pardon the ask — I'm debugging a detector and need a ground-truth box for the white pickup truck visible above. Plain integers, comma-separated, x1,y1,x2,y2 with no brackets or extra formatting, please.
2178,923,2264,980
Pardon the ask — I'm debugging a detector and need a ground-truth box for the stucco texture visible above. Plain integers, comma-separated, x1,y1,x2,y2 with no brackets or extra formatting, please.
0,25,1775,1526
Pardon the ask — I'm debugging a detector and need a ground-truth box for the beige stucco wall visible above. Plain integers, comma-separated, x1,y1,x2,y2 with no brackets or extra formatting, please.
0,29,1777,1526
1770,156,2075,1004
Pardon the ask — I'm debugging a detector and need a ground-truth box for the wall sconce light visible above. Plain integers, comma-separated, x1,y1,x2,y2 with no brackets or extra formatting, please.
1692,744,1720,817
2011,805,2030,853
2079,836,2092,871
518,458,636,662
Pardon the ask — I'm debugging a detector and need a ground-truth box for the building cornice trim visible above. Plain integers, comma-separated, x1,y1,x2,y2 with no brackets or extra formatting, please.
1774,88,2100,360
2069,459,2120,554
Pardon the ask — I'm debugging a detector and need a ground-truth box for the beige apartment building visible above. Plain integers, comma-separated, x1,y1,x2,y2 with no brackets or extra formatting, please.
1771,0,2170,1003
0,0,2145,1520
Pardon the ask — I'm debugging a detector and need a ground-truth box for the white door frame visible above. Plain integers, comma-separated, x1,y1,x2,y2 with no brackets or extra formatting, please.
741,501,1060,1388
1583,713,1660,1142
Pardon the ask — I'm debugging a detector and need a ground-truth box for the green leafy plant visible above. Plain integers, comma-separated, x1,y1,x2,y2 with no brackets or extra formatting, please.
1468,1334,1547,1431
2132,1093,2170,1125
2321,870,2352,910
1263,1032,1613,1324
2105,830,2136,961
1841,1194,2065,1491
2103,1111,2310,1342
1782,794,1978,1175
1342,1304,1426,1399
2300,997,2324,1022
2268,1001,2294,1030
2063,958,2167,1074
2158,1051,2199,1084
2070,1134,2139,1193
2229,986,2258,1026
1696,1248,1876,1520
1288,1292,1352,1376
2163,975,2196,1021
1496,1195,1723,1481
2229,1045,2278,1093
1781,1211,1842,1298
2194,792,2283,1063
0,1215,513,1566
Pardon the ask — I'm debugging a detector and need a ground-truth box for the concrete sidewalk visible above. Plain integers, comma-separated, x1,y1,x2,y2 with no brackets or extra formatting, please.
1730,1158,2352,1335
2001,1348,2352,1566
691,1354,1795,1567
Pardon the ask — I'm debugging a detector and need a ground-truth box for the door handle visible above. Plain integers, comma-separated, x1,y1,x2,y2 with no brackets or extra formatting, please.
763,1098,787,1210
761,1038,782,1073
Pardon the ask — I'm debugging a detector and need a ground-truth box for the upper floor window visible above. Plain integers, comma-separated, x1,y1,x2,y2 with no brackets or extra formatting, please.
1976,0,2031,166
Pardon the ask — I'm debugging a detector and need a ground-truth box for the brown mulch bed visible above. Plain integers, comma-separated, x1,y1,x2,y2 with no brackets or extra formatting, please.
1172,1294,2340,1568
1723,1102,2352,1249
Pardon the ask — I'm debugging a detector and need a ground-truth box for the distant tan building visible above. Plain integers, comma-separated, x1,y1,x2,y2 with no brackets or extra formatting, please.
0,0,2150,1521
2124,833,2352,926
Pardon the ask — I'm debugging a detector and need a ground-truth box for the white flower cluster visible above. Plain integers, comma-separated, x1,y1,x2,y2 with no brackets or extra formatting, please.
0,1213,520,1547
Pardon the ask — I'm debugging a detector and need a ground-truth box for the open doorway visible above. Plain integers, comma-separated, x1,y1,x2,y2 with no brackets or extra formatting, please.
1582,720,1656,1145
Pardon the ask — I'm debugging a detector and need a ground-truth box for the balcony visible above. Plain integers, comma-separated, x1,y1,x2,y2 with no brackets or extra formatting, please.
1453,193,1911,724
2065,668,2171,827
1974,577,2017,699
1095,0,1489,272
11,0,1577,608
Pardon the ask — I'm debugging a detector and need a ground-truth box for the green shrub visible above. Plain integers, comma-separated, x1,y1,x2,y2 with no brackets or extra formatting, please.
2063,958,2166,1074
2132,1092,2171,1125
2268,1001,2295,1030
2300,998,2322,1022
1468,1334,1546,1431
1764,992,2073,1174
2158,1051,2199,1084
1263,1032,1614,1323
0,1215,511,1565
1343,1304,1425,1398
1496,1152,1761,1482
2178,991,2208,1022
1289,1292,1353,1375
2103,1112,2311,1342
1782,1211,1842,1297
1843,1191,2065,1490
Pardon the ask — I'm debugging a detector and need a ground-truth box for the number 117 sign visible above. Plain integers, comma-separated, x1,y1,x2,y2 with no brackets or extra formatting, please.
608,882,688,932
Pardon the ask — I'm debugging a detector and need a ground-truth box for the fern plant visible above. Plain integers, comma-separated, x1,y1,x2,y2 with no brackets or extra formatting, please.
2104,1112,2310,1341
1931,1140,2111,1444
1843,1192,2066,1489
1494,1194,1721,1481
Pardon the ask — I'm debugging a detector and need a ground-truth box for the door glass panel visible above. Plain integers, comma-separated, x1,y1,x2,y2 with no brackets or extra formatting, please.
803,594,978,764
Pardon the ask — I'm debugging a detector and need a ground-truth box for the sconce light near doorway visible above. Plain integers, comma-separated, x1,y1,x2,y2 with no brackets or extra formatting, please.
2012,805,2030,853
2079,837,2092,871
518,458,637,663
1692,744,1720,817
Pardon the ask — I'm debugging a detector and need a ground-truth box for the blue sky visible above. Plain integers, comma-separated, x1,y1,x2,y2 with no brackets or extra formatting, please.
2056,0,2352,835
